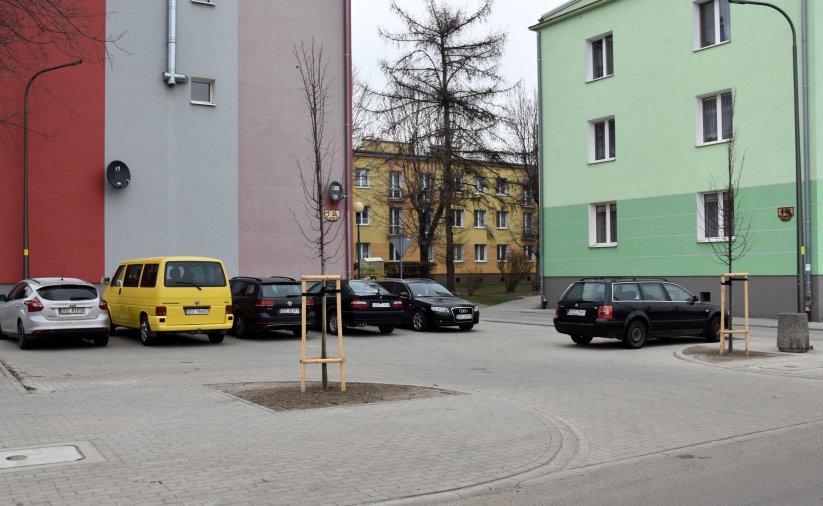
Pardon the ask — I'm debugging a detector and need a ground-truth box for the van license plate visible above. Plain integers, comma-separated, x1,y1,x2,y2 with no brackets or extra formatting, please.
280,308,300,314
566,309,586,316
185,308,210,315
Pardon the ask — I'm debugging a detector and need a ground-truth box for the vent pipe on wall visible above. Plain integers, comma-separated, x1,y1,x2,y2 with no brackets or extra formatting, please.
163,0,188,85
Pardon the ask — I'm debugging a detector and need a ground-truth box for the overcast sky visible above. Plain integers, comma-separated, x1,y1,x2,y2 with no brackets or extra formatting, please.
352,0,569,93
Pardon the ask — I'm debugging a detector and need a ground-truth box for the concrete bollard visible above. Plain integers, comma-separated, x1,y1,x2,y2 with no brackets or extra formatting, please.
777,313,810,353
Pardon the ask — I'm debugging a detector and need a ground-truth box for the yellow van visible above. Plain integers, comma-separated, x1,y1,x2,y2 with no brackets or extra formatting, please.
102,256,233,345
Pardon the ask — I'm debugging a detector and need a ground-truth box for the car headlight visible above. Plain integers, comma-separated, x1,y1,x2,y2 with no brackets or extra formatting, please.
473,306,479,313
431,306,450,313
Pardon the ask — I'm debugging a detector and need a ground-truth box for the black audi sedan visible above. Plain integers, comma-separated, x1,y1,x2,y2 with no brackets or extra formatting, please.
374,278,479,331
306,279,403,334
229,276,315,338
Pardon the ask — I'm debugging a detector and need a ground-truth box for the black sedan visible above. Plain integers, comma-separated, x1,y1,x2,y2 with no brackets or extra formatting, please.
229,276,315,338
375,278,479,331
307,279,403,334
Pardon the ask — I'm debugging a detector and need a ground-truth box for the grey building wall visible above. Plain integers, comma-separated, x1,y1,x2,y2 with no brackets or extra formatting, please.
104,1,240,276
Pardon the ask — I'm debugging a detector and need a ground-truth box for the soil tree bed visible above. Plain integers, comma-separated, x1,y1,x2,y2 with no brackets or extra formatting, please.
682,345,782,363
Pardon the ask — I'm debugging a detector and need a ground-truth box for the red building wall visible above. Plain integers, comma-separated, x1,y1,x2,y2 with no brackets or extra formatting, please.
0,0,106,283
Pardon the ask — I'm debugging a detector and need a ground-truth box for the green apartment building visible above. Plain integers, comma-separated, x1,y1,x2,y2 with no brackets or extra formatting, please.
532,0,821,319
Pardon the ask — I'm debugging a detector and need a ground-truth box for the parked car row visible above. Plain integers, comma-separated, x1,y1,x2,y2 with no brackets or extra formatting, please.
0,256,481,350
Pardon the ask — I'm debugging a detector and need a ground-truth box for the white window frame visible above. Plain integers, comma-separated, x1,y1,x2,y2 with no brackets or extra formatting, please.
696,90,733,146
588,116,615,164
355,205,371,226
453,244,465,263
588,202,618,247
474,244,487,263
496,244,509,263
427,244,435,263
496,210,509,229
389,243,403,261
389,207,402,235
190,78,215,106
586,32,613,82
356,243,371,259
355,168,370,188
474,210,486,228
452,209,464,228
524,245,536,262
389,171,402,199
694,0,731,51
697,191,732,242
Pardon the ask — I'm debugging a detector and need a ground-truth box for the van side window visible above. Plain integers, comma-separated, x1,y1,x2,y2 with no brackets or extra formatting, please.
123,264,143,288
111,265,126,287
140,264,159,288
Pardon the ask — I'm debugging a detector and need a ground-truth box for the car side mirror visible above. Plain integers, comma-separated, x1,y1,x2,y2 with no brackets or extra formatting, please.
101,277,111,286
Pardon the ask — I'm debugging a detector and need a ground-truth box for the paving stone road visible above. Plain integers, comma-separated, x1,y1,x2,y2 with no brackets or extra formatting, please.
0,297,821,505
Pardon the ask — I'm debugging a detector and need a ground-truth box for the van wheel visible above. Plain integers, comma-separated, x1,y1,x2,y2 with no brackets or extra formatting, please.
140,315,157,346
571,335,593,345
378,325,394,334
17,321,33,350
207,332,224,344
705,315,721,342
622,321,647,349
93,335,109,347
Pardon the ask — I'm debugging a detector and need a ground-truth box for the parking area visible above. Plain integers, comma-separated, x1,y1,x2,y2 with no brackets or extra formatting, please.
1,299,823,505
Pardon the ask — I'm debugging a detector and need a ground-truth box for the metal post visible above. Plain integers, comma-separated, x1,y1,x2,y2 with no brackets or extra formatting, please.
23,60,83,279
729,1,805,313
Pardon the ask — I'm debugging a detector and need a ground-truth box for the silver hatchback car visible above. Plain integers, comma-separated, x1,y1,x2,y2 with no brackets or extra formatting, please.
0,278,110,349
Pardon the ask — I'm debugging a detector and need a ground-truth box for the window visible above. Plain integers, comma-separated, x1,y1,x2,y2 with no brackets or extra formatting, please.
697,91,732,144
474,210,486,228
496,178,509,196
695,0,730,50
190,78,215,105
474,175,486,194
427,244,435,263
522,185,535,205
389,243,402,261
355,205,371,226
698,191,731,240
356,243,371,259
124,264,143,287
588,33,613,81
389,208,402,235
497,244,508,262
140,264,159,288
355,168,370,188
452,209,464,228
451,173,465,194
389,171,402,199
453,244,464,262
496,210,509,229
589,202,617,246
589,117,615,162
420,173,434,201
664,283,696,302
475,244,487,262
523,212,536,237
524,245,535,262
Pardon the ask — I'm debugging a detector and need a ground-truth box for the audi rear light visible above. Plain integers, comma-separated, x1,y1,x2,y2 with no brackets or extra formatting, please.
99,299,109,311
350,299,368,309
598,305,613,320
392,300,403,309
255,300,275,308
25,297,44,312
555,304,560,315
155,306,167,317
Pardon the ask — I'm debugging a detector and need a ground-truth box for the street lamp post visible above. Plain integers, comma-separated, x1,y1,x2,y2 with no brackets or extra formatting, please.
729,0,805,314
353,201,364,279
23,59,83,279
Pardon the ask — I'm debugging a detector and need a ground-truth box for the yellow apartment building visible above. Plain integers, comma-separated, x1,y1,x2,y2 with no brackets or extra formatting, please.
352,139,538,283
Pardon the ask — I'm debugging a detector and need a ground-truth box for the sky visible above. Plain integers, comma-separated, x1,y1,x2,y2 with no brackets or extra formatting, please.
351,0,570,93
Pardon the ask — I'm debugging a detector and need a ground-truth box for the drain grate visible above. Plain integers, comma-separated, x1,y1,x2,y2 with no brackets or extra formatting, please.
0,442,105,472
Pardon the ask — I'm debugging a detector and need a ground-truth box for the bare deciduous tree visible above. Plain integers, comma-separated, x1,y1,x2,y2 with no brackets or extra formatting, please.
372,0,510,291
497,250,530,293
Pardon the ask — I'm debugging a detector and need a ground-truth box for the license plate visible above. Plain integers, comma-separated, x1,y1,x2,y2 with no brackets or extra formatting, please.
455,314,473,320
185,308,210,315
59,307,85,315
280,308,300,315
372,302,390,308
566,309,586,317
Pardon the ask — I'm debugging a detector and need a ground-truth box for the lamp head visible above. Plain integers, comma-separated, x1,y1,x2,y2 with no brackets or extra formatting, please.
353,201,365,213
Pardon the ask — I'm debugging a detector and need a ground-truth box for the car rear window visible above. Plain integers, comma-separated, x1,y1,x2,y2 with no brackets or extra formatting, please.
349,280,391,296
560,282,605,302
37,285,98,301
261,284,301,298
164,261,227,287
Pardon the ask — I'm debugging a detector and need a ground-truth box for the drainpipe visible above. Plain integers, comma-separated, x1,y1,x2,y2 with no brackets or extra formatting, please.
163,0,188,85
344,0,353,279
801,0,812,315
536,31,547,309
